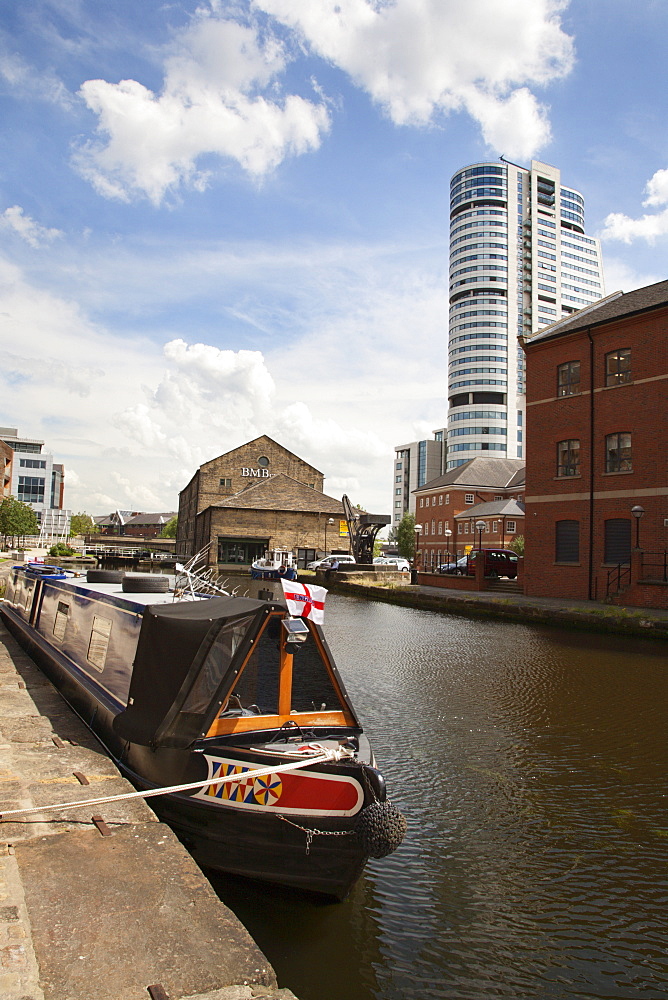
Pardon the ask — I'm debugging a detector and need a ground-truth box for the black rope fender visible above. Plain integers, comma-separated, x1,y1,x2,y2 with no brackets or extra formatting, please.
277,763,407,859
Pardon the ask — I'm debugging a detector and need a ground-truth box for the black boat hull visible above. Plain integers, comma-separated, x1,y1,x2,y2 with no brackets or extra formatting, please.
1,592,376,899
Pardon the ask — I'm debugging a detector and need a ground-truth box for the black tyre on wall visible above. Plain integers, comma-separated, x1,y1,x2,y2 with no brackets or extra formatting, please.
87,569,124,583
121,573,170,593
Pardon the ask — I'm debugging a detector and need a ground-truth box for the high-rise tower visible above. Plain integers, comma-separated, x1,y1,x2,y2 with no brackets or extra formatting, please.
446,159,604,470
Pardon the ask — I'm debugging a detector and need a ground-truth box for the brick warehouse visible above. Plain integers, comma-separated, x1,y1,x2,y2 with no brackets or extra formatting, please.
522,279,668,607
176,435,348,566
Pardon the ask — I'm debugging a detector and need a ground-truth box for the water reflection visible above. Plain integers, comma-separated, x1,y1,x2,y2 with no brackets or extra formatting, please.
211,594,668,1000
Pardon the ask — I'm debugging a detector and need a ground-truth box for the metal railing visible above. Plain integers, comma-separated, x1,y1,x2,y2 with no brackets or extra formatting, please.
640,551,668,583
606,563,630,598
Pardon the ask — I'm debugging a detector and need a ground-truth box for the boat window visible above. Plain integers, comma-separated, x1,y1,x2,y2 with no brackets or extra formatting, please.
87,616,112,672
290,635,344,714
225,616,281,716
53,601,69,642
178,613,257,716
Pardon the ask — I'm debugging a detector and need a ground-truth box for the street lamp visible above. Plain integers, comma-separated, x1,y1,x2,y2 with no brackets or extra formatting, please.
324,517,335,556
414,523,422,568
631,505,645,548
444,528,452,566
475,520,486,553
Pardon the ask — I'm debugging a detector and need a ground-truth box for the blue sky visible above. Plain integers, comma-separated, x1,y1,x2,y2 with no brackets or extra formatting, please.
1,0,666,516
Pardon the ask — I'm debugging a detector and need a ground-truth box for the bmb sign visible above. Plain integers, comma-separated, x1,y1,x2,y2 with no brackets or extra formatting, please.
241,468,275,478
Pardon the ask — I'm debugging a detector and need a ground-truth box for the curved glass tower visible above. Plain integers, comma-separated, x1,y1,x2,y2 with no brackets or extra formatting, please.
447,159,604,470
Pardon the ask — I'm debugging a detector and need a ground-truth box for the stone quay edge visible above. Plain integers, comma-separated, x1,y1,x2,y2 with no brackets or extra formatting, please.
0,616,299,1000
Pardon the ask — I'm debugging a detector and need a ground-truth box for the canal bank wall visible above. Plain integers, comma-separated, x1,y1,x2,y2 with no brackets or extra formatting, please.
0,615,298,1000
322,578,668,641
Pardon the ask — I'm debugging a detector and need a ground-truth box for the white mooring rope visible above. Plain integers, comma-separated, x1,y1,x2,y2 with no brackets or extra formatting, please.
0,746,353,821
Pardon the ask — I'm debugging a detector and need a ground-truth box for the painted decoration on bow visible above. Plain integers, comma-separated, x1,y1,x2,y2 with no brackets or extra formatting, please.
280,579,327,624
195,754,363,816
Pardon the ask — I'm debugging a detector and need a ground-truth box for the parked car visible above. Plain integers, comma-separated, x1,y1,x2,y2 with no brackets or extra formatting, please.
437,559,463,574
306,554,356,570
373,556,410,572
450,556,469,575
465,549,518,579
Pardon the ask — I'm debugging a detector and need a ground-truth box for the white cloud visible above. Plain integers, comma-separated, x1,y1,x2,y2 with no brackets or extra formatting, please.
72,0,573,203
0,47,73,107
595,256,663,296
1,206,63,248
74,15,330,204
0,233,451,515
601,166,668,244
254,0,573,158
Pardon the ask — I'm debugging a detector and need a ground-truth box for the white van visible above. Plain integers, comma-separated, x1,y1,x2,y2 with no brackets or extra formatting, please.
306,554,356,570
373,556,410,572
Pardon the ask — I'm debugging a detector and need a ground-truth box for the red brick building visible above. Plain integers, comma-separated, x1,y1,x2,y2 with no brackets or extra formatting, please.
523,279,668,607
413,457,524,569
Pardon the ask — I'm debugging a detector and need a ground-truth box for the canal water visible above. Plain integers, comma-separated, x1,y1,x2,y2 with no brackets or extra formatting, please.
210,593,668,1000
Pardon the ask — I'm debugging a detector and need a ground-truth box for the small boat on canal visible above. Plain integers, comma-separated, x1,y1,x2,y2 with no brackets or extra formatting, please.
250,547,296,580
0,560,405,899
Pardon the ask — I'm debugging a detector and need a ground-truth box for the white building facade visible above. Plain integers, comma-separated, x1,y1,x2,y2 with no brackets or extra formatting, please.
392,432,445,528
446,159,605,470
0,427,69,533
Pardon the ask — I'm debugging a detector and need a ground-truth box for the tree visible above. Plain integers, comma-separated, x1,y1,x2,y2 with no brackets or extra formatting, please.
396,512,417,561
0,496,39,547
69,512,98,537
161,515,178,538
507,534,524,556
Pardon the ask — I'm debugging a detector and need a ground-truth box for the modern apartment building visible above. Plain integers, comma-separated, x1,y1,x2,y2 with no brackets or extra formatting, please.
392,431,445,527
446,158,605,470
0,427,66,523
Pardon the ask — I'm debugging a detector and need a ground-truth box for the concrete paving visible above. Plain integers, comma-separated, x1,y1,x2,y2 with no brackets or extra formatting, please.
0,613,298,1000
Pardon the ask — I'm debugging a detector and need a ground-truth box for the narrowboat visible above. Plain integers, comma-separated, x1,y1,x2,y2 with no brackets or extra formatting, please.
0,562,405,899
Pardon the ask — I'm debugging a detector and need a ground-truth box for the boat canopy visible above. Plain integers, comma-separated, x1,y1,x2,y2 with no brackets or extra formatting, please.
113,595,283,748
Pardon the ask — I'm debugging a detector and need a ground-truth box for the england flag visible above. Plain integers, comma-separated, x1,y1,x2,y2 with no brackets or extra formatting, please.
280,579,327,624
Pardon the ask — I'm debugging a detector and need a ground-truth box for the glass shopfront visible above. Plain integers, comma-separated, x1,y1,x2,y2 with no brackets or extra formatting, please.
217,537,269,564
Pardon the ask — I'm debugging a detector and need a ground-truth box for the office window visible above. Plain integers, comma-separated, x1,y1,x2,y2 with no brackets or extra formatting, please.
557,439,580,477
438,522,443,534
492,521,498,532
445,494,450,504
557,360,580,395
605,433,632,472
507,521,516,533
219,478,232,487
420,498,424,507
605,349,631,386
438,494,443,505
465,493,475,504
555,520,579,562
431,520,435,534
17,476,45,502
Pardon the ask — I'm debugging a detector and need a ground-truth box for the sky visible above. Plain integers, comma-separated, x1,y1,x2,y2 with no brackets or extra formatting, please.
1,0,667,517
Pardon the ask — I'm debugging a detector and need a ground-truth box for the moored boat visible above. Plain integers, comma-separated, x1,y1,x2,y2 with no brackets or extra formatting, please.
250,548,296,580
0,562,405,898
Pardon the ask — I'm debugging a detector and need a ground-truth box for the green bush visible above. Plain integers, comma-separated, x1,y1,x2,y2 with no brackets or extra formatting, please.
49,543,76,557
